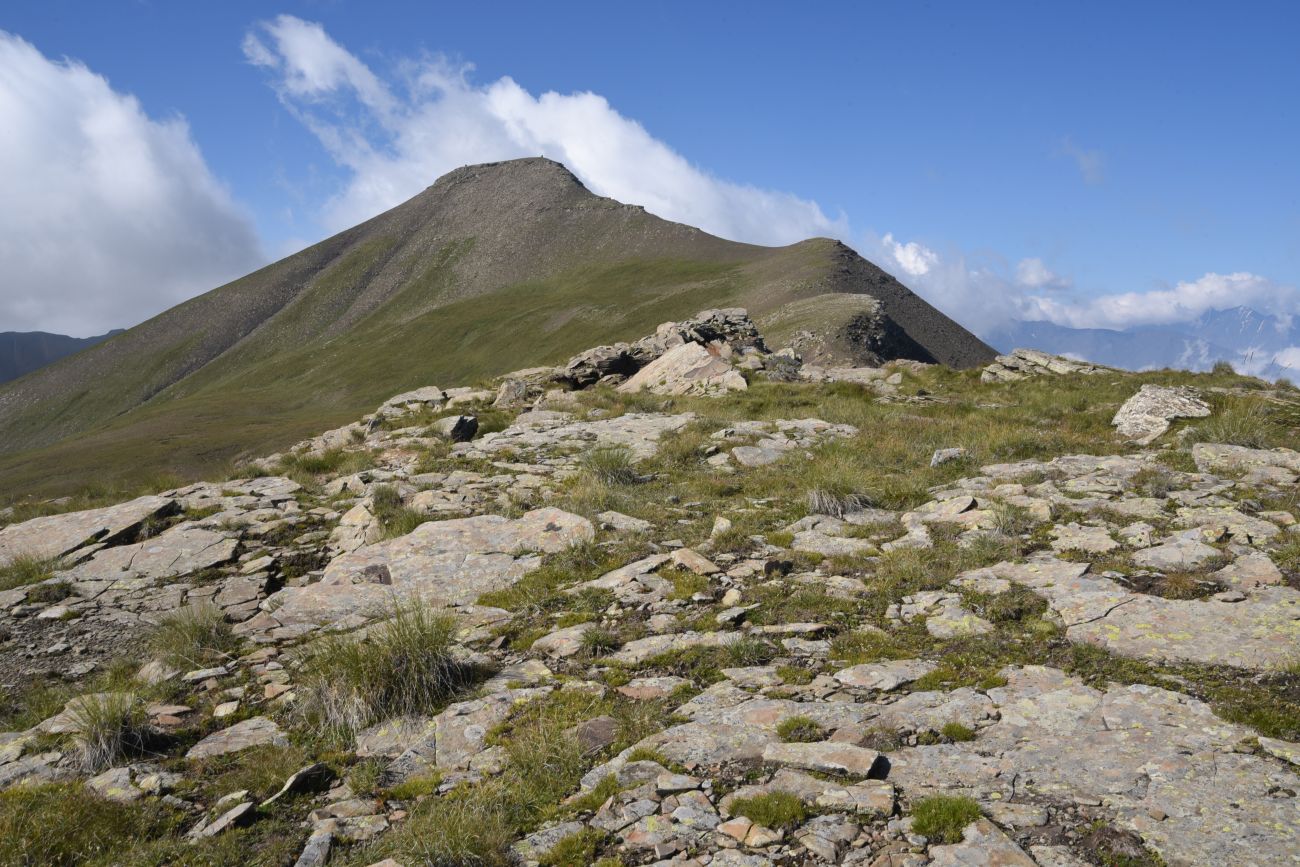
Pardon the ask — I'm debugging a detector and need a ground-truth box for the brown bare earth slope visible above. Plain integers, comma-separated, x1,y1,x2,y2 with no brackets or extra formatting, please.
0,158,992,500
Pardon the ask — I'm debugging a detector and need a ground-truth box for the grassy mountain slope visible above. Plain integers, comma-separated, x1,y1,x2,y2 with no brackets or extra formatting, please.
0,158,993,501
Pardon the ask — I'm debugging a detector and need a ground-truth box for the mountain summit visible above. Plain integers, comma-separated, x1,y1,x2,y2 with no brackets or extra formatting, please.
0,158,992,499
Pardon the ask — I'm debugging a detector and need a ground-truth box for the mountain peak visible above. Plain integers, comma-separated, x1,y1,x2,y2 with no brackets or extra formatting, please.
427,156,589,199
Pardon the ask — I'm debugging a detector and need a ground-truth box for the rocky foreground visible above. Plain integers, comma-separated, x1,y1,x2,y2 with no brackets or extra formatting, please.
0,310,1297,866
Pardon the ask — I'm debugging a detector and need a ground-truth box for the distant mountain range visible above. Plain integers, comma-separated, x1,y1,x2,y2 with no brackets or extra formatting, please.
986,307,1300,380
0,329,122,384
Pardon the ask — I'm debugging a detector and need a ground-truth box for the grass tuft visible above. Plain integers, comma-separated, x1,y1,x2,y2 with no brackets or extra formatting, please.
63,692,149,772
294,600,475,742
147,603,238,670
728,791,807,830
581,445,640,485
910,794,982,843
0,554,62,592
775,715,826,743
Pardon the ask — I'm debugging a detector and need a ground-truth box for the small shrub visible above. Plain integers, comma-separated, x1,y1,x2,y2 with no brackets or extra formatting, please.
776,715,825,743
64,692,148,772
858,725,905,752
1211,360,1237,376
0,554,61,592
346,757,388,797
295,601,475,742
910,794,982,843
728,791,807,830
581,445,640,485
386,771,443,801
147,603,238,669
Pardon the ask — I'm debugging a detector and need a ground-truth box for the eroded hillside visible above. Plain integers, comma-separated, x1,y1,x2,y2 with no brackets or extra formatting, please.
0,311,1297,866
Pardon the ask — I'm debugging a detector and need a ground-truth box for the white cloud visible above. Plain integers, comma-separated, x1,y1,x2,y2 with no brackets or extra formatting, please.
1015,257,1070,290
880,233,938,277
0,31,263,336
1021,271,1298,330
242,16,846,245
1058,136,1104,185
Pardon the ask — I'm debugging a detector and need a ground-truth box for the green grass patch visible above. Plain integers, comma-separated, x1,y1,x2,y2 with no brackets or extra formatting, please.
728,791,807,830
776,715,826,743
0,554,61,592
910,794,982,843
294,601,478,742
147,602,239,670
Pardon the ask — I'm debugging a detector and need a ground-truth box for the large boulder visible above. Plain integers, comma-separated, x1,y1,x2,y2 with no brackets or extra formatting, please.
559,308,765,389
1112,384,1211,444
617,342,747,396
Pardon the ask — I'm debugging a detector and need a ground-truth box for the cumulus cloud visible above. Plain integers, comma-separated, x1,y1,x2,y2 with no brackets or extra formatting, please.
0,31,263,336
1058,136,1104,185
242,15,846,245
879,233,938,277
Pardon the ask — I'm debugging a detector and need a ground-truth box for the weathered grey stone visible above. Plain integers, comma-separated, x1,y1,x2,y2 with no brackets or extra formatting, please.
761,741,882,776
618,342,747,396
607,631,741,664
432,415,478,442
981,349,1110,383
186,716,287,759
63,524,237,581
244,508,592,639
834,659,936,691
927,818,1035,866
0,495,173,564
1131,536,1221,570
1112,385,1210,444
971,559,1300,670
531,624,592,658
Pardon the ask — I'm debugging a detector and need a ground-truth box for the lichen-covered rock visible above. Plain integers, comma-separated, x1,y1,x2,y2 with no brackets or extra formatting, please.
1112,384,1210,444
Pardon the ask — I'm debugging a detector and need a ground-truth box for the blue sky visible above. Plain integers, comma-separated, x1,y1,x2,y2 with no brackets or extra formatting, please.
2,0,1297,336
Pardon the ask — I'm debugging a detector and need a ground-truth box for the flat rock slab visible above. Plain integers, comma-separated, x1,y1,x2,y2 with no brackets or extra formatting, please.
0,495,173,563
1111,384,1210,444
972,559,1300,670
62,524,237,581
242,508,592,640
889,665,1300,866
928,818,1036,866
1131,536,1222,570
608,631,742,665
467,411,695,462
761,741,882,776
834,659,937,691
186,716,287,760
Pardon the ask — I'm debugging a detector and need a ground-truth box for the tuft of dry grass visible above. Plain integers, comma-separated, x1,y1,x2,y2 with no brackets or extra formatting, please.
294,600,474,742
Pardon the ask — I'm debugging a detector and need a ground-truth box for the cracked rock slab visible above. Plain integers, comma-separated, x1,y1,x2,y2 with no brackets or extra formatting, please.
0,495,173,564
969,559,1300,670
241,508,592,640
1111,384,1210,444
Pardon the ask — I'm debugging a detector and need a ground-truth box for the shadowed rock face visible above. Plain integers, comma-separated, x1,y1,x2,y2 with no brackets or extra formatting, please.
0,157,992,502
